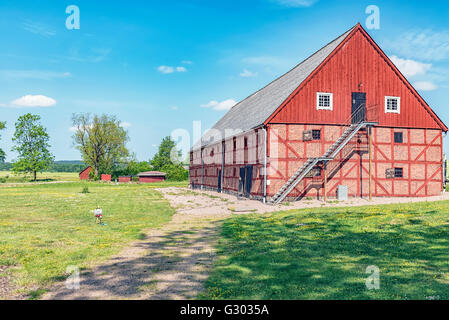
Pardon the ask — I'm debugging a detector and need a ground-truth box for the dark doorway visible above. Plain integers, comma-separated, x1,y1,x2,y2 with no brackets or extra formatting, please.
238,165,253,198
351,92,366,124
217,170,222,193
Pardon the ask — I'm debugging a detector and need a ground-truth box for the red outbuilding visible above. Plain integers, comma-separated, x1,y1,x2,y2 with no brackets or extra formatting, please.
101,174,112,182
190,23,448,204
79,166,92,180
138,171,166,183
119,176,132,183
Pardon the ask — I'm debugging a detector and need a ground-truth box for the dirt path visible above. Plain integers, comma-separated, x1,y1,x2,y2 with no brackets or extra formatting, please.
42,188,233,300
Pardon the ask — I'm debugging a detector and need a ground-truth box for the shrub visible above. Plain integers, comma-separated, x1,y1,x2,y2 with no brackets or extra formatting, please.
0,177,6,183
81,186,89,194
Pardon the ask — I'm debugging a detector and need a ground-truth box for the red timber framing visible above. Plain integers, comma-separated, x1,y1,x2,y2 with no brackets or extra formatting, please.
266,124,443,199
189,128,266,198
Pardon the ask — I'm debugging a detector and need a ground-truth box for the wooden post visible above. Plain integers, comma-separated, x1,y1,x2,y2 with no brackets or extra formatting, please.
368,126,373,201
323,161,328,203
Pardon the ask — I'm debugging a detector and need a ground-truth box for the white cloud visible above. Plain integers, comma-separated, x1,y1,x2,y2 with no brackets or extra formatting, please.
10,95,56,108
120,122,132,128
385,30,449,61
181,60,193,65
22,20,56,37
201,99,237,111
413,81,438,91
273,0,318,7
0,70,71,80
240,69,258,77
390,56,432,78
158,65,188,74
171,106,179,110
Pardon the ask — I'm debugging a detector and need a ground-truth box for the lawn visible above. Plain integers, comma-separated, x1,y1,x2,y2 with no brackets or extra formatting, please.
0,180,185,297
0,171,79,183
201,201,449,300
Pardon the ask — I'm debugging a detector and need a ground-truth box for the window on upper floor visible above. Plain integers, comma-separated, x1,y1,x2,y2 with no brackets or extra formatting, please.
385,96,400,114
394,132,403,143
317,92,333,110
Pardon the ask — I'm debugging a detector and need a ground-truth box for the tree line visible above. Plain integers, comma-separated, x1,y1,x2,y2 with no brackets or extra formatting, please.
0,113,188,181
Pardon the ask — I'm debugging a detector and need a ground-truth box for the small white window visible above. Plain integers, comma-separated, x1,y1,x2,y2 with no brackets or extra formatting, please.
317,92,333,110
385,96,400,114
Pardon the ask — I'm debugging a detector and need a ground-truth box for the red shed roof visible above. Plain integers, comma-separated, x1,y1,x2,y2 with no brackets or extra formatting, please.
79,166,92,175
137,171,167,177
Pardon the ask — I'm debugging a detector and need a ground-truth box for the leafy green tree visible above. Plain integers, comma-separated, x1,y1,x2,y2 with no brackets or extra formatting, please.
161,163,189,181
150,136,181,170
151,136,188,181
72,113,129,178
11,114,54,181
0,121,5,163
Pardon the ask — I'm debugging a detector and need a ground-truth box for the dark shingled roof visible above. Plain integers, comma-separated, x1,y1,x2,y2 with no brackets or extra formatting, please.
137,171,167,177
193,25,356,150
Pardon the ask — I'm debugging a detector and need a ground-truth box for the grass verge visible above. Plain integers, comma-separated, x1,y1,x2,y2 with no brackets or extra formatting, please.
200,200,449,300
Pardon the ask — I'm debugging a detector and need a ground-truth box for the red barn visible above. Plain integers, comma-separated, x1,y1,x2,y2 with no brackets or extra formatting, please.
138,171,166,183
79,166,92,180
101,174,112,182
119,176,132,183
190,23,447,204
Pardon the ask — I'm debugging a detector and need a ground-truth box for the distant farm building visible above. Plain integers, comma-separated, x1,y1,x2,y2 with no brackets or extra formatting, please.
101,174,112,182
138,171,166,183
119,176,132,183
79,166,93,180
190,23,447,204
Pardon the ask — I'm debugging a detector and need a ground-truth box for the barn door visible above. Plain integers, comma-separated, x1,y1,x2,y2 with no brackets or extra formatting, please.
217,170,222,193
244,165,253,197
351,92,366,124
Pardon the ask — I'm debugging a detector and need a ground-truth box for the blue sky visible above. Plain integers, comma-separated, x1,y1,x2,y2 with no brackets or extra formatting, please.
0,0,448,161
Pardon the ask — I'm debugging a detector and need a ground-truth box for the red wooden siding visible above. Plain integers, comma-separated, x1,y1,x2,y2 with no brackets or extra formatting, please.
119,176,131,183
101,174,111,182
79,166,92,180
139,176,165,183
268,27,445,131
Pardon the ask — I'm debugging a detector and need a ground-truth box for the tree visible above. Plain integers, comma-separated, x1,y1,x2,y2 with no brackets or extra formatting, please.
151,136,181,170
0,121,5,163
11,114,54,181
72,113,129,178
151,136,188,181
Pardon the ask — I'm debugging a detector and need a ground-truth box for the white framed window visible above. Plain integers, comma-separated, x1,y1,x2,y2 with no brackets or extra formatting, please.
385,96,400,114
316,92,333,110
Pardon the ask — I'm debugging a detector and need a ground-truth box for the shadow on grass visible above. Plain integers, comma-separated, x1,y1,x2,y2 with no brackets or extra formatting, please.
199,203,449,300
44,221,222,300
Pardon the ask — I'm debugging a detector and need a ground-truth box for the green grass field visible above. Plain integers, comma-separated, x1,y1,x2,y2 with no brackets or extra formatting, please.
201,201,449,300
0,179,187,297
0,171,79,183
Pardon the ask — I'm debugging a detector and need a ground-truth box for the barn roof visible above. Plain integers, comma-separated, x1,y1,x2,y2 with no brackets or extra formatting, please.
193,25,356,150
137,171,167,177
